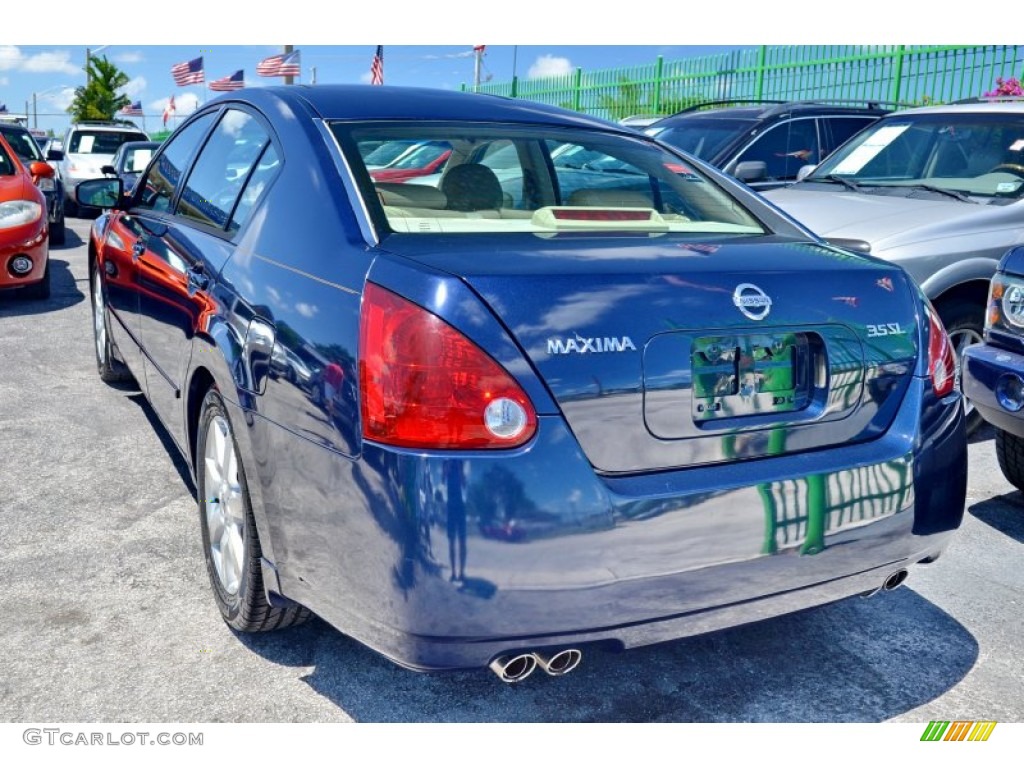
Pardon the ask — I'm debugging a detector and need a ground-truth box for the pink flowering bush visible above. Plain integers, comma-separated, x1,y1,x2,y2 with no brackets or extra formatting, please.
985,76,1024,97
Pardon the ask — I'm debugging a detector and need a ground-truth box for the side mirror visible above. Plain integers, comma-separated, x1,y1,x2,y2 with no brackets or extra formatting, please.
733,161,767,183
29,161,54,179
796,164,817,182
76,177,124,209
47,149,64,162
101,165,117,176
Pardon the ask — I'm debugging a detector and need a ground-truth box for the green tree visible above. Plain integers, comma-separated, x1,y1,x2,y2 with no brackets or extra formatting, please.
598,76,646,121
67,56,131,122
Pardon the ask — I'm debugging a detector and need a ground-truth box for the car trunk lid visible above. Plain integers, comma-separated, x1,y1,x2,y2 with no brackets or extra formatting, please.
379,234,921,473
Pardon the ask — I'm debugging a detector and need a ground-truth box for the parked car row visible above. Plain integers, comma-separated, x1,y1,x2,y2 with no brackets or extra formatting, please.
74,84,967,684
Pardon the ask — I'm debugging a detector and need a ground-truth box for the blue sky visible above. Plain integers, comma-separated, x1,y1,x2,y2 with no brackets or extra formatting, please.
1,44,743,135
2,2,978,136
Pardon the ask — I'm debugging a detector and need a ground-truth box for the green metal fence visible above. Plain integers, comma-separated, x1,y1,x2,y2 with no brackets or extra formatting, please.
467,45,1024,120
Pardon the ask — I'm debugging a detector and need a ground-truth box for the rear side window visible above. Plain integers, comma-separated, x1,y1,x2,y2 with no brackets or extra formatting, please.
176,109,271,230
229,143,280,234
135,113,216,214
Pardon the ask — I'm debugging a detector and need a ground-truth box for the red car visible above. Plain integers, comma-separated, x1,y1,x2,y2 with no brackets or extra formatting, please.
0,132,53,299
369,141,451,182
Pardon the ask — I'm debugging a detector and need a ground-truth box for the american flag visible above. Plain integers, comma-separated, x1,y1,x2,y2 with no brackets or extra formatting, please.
120,101,144,117
210,70,245,92
257,50,301,78
171,57,204,86
370,46,384,85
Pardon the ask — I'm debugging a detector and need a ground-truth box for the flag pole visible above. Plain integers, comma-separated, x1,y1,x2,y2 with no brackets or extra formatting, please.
284,45,294,86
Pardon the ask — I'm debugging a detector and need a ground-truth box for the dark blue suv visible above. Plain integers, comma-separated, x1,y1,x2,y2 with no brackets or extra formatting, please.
963,247,1024,488
647,99,891,190
76,85,966,681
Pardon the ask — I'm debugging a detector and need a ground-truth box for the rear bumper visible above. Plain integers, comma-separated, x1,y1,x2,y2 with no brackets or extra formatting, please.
266,377,966,671
962,342,1024,438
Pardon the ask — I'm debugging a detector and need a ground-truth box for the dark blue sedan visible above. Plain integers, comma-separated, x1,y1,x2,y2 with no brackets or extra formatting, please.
76,85,967,682
963,247,1024,489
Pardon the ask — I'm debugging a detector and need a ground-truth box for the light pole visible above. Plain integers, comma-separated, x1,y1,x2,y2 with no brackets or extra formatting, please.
32,84,70,130
85,45,110,86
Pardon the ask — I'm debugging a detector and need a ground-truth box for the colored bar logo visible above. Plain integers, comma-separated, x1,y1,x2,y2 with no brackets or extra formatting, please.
921,721,997,741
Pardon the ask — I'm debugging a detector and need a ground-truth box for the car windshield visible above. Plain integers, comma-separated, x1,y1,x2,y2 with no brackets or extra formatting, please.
810,113,1024,198
0,141,15,176
647,117,756,161
1,129,44,162
385,141,451,170
68,130,148,155
362,140,418,166
333,122,766,236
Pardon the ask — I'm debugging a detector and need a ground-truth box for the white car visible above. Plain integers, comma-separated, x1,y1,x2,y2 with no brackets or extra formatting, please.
764,99,1024,433
59,122,149,216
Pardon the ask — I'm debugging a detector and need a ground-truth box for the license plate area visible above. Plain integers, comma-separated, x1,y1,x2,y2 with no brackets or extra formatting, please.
691,332,813,422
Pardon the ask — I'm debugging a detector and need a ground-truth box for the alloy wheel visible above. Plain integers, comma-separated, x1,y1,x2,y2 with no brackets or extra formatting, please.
203,415,247,596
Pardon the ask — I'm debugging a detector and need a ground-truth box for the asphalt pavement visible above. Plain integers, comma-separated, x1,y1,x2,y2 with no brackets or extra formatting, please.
1,218,1021,722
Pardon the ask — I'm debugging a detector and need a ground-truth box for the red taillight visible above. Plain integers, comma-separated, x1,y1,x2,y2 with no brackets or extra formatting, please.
927,307,956,398
359,283,537,449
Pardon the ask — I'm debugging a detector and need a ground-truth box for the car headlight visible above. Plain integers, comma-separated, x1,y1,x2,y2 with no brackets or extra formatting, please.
0,200,43,230
37,177,56,192
987,273,1024,332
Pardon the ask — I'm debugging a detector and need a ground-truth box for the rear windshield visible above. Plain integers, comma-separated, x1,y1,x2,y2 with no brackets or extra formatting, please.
331,122,766,236
68,130,148,155
647,117,755,161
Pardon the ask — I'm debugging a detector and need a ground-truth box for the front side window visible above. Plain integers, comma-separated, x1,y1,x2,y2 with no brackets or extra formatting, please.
176,109,271,230
734,118,820,181
135,113,216,214
812,113,1024,198
334,122,765,236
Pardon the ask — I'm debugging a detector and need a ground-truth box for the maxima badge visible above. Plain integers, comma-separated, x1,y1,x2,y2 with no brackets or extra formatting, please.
733,282,772,321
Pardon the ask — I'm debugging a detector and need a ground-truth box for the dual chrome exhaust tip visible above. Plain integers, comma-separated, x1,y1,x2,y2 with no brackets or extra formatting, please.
489,649,583,683
861,568,910,599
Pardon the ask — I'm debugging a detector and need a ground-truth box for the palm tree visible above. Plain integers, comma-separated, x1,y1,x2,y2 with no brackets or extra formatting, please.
67,56,131,122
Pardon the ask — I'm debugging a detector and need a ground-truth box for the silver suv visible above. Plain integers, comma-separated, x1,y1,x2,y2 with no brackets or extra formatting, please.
764,100,1024,432
60,121,148,216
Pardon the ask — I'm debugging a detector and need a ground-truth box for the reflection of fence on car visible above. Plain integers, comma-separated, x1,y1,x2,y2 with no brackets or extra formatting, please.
470,45,1024,122
763,458,913,555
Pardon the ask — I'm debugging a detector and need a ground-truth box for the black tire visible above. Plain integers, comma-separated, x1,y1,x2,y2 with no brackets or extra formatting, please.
90,265,134,383
937,299,985,436
20,260,51,300
50,215,66,246
196,388,310,632
996,429,1024,492
64,196,78,219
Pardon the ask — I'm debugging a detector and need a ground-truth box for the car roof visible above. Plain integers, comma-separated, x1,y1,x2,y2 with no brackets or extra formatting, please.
652,99,894,126
208,85,636,135
67,122,146,132
883,100,1024,117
